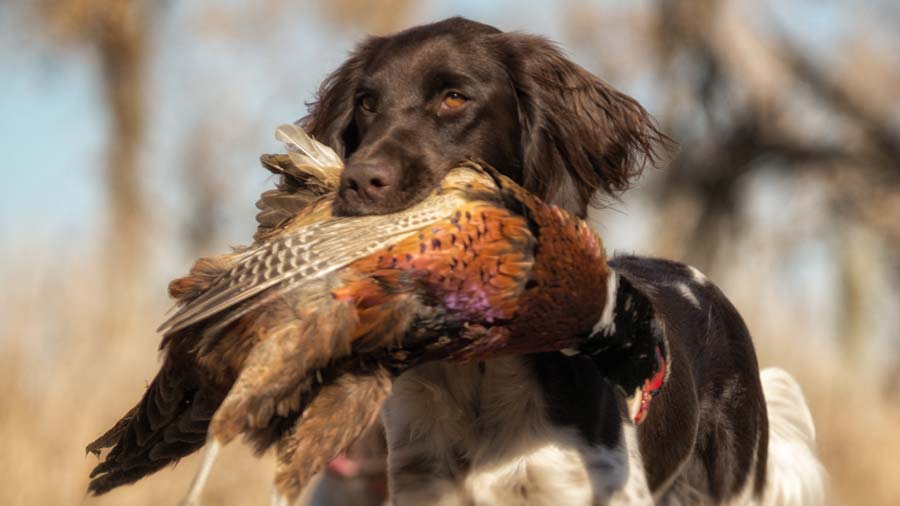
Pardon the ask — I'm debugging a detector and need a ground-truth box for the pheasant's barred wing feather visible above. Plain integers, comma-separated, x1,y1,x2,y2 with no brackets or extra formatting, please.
254,186,314,238
159,192,467,337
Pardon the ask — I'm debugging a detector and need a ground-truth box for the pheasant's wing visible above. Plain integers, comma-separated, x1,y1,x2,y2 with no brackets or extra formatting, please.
158,190,467,339
255,156,325,240
202,265,436,450
255,124,343,241
272,368,392,503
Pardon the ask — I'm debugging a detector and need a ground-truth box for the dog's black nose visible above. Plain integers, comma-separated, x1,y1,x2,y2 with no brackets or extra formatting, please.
335,161,398,215
341,162,395,198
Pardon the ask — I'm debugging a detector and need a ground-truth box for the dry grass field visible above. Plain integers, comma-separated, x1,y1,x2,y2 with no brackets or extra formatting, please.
0,253,273,506
1,249,899,506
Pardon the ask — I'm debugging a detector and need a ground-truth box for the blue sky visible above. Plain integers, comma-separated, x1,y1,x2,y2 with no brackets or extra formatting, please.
0,36,105,241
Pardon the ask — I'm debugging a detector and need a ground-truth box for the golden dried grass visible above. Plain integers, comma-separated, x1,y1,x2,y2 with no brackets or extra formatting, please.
0,253,273,505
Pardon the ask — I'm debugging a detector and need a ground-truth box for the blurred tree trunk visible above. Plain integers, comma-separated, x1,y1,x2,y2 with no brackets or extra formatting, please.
94,1,151,289
564,0,900,380
181,120,226,256
36,0,160,329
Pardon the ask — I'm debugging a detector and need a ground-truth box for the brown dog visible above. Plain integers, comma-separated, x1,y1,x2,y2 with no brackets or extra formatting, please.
299,17,824,506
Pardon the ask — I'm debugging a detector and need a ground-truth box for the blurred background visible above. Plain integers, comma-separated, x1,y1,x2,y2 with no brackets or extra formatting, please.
1,0,898,504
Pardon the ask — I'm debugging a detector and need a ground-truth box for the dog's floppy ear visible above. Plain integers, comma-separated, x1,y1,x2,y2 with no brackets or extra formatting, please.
494,34,674,217
300,37,384,157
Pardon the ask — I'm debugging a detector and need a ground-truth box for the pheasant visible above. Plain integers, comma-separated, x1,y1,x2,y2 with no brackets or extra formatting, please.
86,124,668,505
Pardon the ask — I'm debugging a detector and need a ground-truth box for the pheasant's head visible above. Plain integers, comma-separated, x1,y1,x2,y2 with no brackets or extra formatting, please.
578,272,671,424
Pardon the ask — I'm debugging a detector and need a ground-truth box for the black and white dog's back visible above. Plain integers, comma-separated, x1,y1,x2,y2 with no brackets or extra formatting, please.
612,256,824,505
382,256,824,505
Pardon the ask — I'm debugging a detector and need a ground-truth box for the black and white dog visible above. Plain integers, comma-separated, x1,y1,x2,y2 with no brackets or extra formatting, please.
295,17,825,505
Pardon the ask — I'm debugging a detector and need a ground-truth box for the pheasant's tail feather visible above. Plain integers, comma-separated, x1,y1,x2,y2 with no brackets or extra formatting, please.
86,358,222,496
86,404,138,457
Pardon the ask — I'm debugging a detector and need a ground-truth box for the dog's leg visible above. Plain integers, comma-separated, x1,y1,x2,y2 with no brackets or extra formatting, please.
605,422,654,506
383,367,469,506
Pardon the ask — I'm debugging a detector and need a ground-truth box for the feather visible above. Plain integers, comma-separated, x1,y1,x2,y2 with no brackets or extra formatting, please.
274,123,343,188
254,125,344,241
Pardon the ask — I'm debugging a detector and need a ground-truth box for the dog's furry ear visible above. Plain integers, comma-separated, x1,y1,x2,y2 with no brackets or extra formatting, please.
495,34,674,217
300,37,384,158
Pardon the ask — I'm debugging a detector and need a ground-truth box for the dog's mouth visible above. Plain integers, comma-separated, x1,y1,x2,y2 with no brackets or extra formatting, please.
333,155,469,218
332,184,434,217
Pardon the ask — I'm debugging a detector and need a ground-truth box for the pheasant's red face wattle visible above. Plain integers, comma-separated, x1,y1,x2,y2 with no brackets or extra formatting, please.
633,346,668,424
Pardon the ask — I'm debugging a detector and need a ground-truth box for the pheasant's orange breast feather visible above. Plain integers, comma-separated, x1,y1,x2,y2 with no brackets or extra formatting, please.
336,201,536,326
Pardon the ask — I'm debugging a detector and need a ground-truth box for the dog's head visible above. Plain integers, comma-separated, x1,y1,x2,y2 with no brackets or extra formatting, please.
303,17,672,217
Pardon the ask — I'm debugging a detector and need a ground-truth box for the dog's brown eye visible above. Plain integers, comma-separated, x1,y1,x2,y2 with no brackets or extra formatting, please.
440,92,468,112
359,95,377,112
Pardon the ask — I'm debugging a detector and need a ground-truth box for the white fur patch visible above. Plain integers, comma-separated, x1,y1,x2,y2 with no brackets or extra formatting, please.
463,441,596,505
675,281,701,309
608,423,654,505
756,368,826,506
383,357,641,506
627,387,643,423
688,265,709,285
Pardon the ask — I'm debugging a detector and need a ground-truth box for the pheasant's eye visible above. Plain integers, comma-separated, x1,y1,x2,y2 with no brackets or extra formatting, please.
439,91,468,114
359,94,377,113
